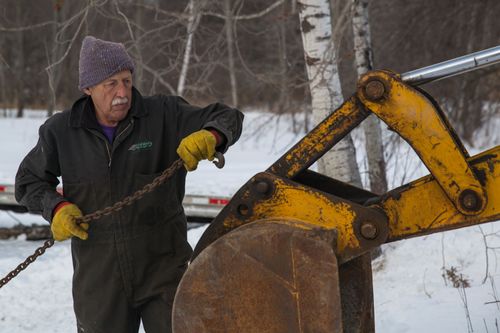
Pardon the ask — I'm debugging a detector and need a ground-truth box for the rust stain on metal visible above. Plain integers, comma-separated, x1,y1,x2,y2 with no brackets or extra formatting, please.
470,153,497,166
195,172,388,264
472,166,487,186
358,70,487,215
268,98,367,178
173,221,343,333
379,145,500,242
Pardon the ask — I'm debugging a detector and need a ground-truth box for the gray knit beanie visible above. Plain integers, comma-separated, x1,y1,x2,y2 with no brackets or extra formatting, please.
78,36,135,90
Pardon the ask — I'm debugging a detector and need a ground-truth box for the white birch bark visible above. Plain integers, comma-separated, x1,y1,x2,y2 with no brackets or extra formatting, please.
224,0,238,107
178,0,201,96
298,0,361,187
278,2,289,115
352,0,387,194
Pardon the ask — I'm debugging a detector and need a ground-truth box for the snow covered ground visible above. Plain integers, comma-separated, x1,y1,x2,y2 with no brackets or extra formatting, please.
0,109,499,332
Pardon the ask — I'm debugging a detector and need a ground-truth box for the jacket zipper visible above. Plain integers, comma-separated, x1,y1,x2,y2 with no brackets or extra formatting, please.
105,142,112,167
114,121,132,145
107,120,133,168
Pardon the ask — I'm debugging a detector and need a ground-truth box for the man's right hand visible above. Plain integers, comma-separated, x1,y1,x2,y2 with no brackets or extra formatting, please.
51,203,89,241
177,129,217,171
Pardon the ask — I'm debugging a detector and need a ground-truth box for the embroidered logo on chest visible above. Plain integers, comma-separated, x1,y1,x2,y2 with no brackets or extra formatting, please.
128,141,153,152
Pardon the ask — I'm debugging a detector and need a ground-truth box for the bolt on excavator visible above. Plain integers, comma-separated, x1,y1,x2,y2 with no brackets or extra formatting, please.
172,46,500,332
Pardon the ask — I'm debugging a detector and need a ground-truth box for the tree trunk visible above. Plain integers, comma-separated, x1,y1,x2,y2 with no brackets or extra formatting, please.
299,1,373,332
133,3,145,91
298,0,361,186
352,0,387,195
0,34,6,117
47,3,64,117
278,1,289,114
178,0,201,96
0,70,5,117
457,2,485,144
223,0,238,106
15,11,25,119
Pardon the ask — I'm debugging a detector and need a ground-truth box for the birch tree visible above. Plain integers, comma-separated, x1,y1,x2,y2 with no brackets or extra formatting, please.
177,0,202,96
298,0,361,186
277,2,289,115
352,0,387,194
298,1,374,331
223,0,239,106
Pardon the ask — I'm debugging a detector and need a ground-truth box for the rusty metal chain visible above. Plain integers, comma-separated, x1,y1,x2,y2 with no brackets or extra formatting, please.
0,239,55,289
0,158,185,289
75,159,184,225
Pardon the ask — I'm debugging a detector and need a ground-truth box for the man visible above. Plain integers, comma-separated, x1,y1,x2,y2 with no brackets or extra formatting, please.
15,36,243,333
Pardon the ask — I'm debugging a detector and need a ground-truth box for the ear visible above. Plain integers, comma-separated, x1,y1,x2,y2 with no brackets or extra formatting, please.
83,88,91,96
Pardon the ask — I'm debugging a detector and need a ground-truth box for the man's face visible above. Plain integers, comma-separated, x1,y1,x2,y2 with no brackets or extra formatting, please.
84,70,133,127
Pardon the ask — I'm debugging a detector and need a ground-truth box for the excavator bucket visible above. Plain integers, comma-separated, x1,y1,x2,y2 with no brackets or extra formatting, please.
171,46,500,332
172,220,343,333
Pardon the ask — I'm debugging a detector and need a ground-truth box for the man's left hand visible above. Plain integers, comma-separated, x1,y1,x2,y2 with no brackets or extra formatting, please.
177,129,217,171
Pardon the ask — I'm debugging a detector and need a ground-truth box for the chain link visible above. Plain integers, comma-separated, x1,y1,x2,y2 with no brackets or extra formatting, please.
0,158,185,290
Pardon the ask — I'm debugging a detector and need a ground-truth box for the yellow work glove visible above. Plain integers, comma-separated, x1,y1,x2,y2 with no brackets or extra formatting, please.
51,203,89,241
177,129,217,171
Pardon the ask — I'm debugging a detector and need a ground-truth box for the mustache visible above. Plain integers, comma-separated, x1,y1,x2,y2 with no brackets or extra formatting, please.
112,97,129,106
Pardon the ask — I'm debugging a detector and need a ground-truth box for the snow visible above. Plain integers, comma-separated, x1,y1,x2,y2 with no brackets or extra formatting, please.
0,115,46,184
375,225,500,332
1,110,499,332
0,239,73,332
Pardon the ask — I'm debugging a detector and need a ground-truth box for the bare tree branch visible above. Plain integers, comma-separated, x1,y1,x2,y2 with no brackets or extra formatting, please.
44,7,89,72
142,63,176,95
0,20,56,32
202,0,285,21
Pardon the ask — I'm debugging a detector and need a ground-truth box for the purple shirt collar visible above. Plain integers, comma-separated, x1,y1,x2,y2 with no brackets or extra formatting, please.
100,124,117,143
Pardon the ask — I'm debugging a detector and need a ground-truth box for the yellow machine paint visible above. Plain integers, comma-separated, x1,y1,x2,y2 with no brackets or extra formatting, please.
381,145,499,241
173,56,500,333
219,173,388,262
358,71,487,215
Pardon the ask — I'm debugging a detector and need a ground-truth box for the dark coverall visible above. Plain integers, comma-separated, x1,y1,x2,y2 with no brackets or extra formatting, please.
15,87,243,333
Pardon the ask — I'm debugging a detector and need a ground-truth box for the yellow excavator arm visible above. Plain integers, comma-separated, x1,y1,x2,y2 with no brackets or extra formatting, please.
172,46,500,333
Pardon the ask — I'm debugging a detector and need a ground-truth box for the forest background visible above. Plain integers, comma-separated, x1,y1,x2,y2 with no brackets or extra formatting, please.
0,0,498,146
